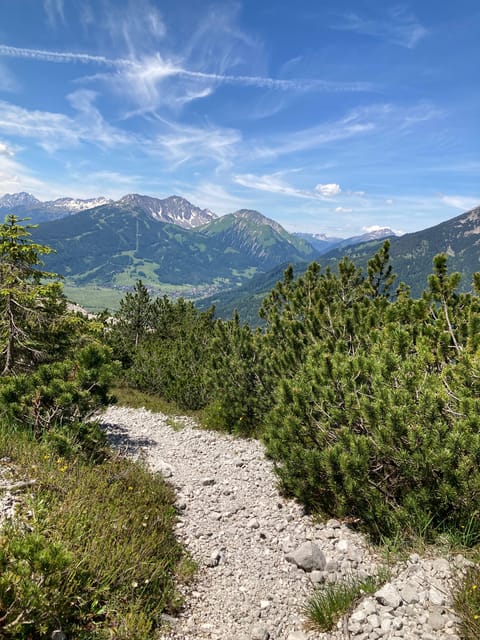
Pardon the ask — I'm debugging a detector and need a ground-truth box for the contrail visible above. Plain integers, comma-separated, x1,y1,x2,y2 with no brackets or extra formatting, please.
0,43,371,92
0,44,131,67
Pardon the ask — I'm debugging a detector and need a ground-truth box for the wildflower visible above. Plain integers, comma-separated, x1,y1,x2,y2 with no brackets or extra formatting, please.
472,585,478,590
132,581,138,588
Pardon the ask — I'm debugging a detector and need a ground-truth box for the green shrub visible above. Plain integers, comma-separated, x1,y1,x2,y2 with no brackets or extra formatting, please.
0,343,118,435
262,249,480,542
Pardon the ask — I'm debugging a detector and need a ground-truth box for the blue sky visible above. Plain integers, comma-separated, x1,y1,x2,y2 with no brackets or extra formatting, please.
0,0,479,235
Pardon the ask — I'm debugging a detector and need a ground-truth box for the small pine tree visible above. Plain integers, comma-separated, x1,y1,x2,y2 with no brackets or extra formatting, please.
0,215,66,374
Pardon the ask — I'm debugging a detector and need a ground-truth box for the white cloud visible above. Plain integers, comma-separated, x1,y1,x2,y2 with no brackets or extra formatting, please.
385,198,393,205
0,61,17,92
44,0,65,27
0,142,13,157
0,41,372,116
234,173,314,199
0,95,136,152
335,206,352,213
146,115,240,169
441,195,480,211
316,183,341,197
334,7,427,49
183,182,247,215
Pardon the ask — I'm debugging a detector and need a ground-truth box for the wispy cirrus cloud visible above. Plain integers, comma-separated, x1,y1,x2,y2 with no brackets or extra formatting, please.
0,92,135,152
0,44,371,96
441,194,480,211
149,116,241,169
333,6,427,48
44,0,65,27
234,172,345,201
252,102,441,160
0,141,14,157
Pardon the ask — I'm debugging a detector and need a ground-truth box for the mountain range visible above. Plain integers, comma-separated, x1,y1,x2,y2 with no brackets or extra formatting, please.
2,190,478,319
24,196,315,296
0,192,216,228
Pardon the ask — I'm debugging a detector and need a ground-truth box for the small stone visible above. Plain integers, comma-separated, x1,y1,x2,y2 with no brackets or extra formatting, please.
248,518,260,529
337,539,349,552
428,611,446,631
409,553,420,563
326,518,341,528
310,570,325,584
367,614,380,629
251,624,270,640
206,550,222,567
260,600,271,610
375,584,402,609
380,618,392,632
201,477,215,486
429,586,446,606
51,632,67,640
287,633,308,640
325,558,338,572
400,583,420,604
350,610,366,623
285,541,326,572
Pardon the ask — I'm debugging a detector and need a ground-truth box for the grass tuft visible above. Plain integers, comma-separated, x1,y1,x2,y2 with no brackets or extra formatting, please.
453,563,480,640
111,384,201,418
304,568,390,631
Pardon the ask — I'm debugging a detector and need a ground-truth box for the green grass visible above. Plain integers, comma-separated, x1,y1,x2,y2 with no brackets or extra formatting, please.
304,569,391,632
111,384,202,419
0,425,193,639
453,562,480,640
63,284,126,313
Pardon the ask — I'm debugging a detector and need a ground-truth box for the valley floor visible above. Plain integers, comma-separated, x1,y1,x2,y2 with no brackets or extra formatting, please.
101,406,464,640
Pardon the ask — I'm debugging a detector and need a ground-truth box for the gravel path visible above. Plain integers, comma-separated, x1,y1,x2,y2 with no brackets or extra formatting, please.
100,406,464,640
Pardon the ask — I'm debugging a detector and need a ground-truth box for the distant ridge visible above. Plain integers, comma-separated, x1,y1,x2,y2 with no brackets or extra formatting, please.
0,192,216,228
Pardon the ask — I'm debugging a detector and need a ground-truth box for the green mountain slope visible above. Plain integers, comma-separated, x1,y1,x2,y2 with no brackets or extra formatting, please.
31,203,315,294
198,205,480,323
199,209,315,269
322,205,480,297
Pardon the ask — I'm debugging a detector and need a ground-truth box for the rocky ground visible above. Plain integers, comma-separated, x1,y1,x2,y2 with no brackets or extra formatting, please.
100,406,467,640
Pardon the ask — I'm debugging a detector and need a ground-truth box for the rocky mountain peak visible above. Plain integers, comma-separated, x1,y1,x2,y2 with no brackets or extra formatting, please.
0,192,41,209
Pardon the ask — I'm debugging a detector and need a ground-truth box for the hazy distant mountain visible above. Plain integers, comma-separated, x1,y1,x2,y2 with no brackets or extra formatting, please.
0,192,41,209
0,192,216,228
0,192,113,222
293,232,343,253
31,203,315,291
294,227,397,254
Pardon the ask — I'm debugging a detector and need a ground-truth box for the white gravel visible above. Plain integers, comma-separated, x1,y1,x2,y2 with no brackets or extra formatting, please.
100,405,463,640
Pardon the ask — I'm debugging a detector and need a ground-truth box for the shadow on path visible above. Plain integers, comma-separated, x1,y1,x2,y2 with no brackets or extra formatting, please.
100,421,158,456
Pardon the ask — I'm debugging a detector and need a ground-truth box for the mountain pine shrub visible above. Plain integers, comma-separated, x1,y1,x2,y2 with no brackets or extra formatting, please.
262,246,480,541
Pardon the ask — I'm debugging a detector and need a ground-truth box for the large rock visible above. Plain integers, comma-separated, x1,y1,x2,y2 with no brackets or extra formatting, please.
285,541,326,572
